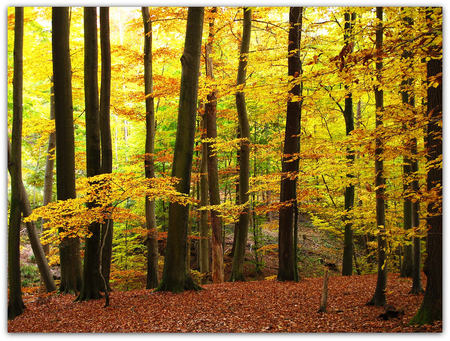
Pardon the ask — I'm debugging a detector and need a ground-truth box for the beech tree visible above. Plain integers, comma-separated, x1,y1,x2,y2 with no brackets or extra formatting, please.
367,7,387,307
8,6,25,320
205,6,224,284
142,6,159,289
229,7,252,282
77,6,103,302
410,7,442,325
155,7,204,293
278,7,302,282
99,6,114,293
52,7,82,294
341,11,356,276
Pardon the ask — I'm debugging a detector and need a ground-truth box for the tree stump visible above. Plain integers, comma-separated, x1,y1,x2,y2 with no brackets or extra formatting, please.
318,268,329,313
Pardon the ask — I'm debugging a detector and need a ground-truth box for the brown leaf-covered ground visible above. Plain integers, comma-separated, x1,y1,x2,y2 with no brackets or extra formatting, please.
8,273,441,333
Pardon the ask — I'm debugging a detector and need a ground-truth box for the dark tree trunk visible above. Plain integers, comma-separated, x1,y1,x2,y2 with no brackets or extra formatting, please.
99,7,114,293
199,114,210,282
400,13,415,279
41,78,56,255
410,138,424,294
77,6,102,302
367,7,387,307
52,7,82,295
278,7,302,282
142,7,160,290
8,7,26,320
205,7,224,284
155,7,204,293
342,11,356,277
410,8,442,324
229,7,252,282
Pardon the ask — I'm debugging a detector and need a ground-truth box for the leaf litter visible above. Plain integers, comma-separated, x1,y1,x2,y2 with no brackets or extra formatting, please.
8,273,442,333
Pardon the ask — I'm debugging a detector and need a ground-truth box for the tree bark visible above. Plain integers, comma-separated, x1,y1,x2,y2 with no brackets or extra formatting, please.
142,7,160,290
155,7,204,293
318,268,329,313
41,77,56,255
229,7,252,282
8,7,26,320
205,7,224,284
199,115,210,282
77,6,102,302
52,7,82,295
367,7,387,307
278,7,302,282
410,8,442,324
342,11,356,276
99,7,114,293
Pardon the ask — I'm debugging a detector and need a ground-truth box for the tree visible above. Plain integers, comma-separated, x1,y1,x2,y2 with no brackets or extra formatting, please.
77,6,103,302
342,10,356,276
278,7,302,282
41,77,56,255
99,6,114,293
367,7,387,307
155,7,204,293
8,6,26,320
142,6,159,289
410,7,442,325
52,7,82,295
205,6,224,284
229,7,252,282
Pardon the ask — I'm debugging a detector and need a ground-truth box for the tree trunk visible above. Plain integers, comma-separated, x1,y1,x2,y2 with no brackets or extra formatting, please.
155,7,204,293
205,7,224,284
367,7,387,307
41,77,56,255
77,6,102,302
342,11,356,277
278,7,302,282
399,13,415,278
52,7,82,295
99,7,114,293
142,6,160,290
410,137,423,294
410,8,442,324
199,115,210,282
8,7,26,320
318,268,329,313
229,7,252,282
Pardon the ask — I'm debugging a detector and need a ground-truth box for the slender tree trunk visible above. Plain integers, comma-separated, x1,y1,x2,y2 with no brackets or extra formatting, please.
8,7,25,320
199,115,210,282
52,7,82,295
278,7,302,282
41,78,56,255
229,7,251,282
142,6,160,290
367,7,387,307
205,7,224,284
342,11,356,276
410,8,442,324
99,7,114,293
155,7,204,293
77,6,102,302
399,13,415,278
410,137,424,294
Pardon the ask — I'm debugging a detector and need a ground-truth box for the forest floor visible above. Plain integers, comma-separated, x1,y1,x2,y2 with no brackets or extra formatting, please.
11,217,442,332
8,272,442,333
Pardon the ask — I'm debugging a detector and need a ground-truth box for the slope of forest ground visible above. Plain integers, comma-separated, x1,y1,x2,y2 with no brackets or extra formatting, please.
8,273,441,333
